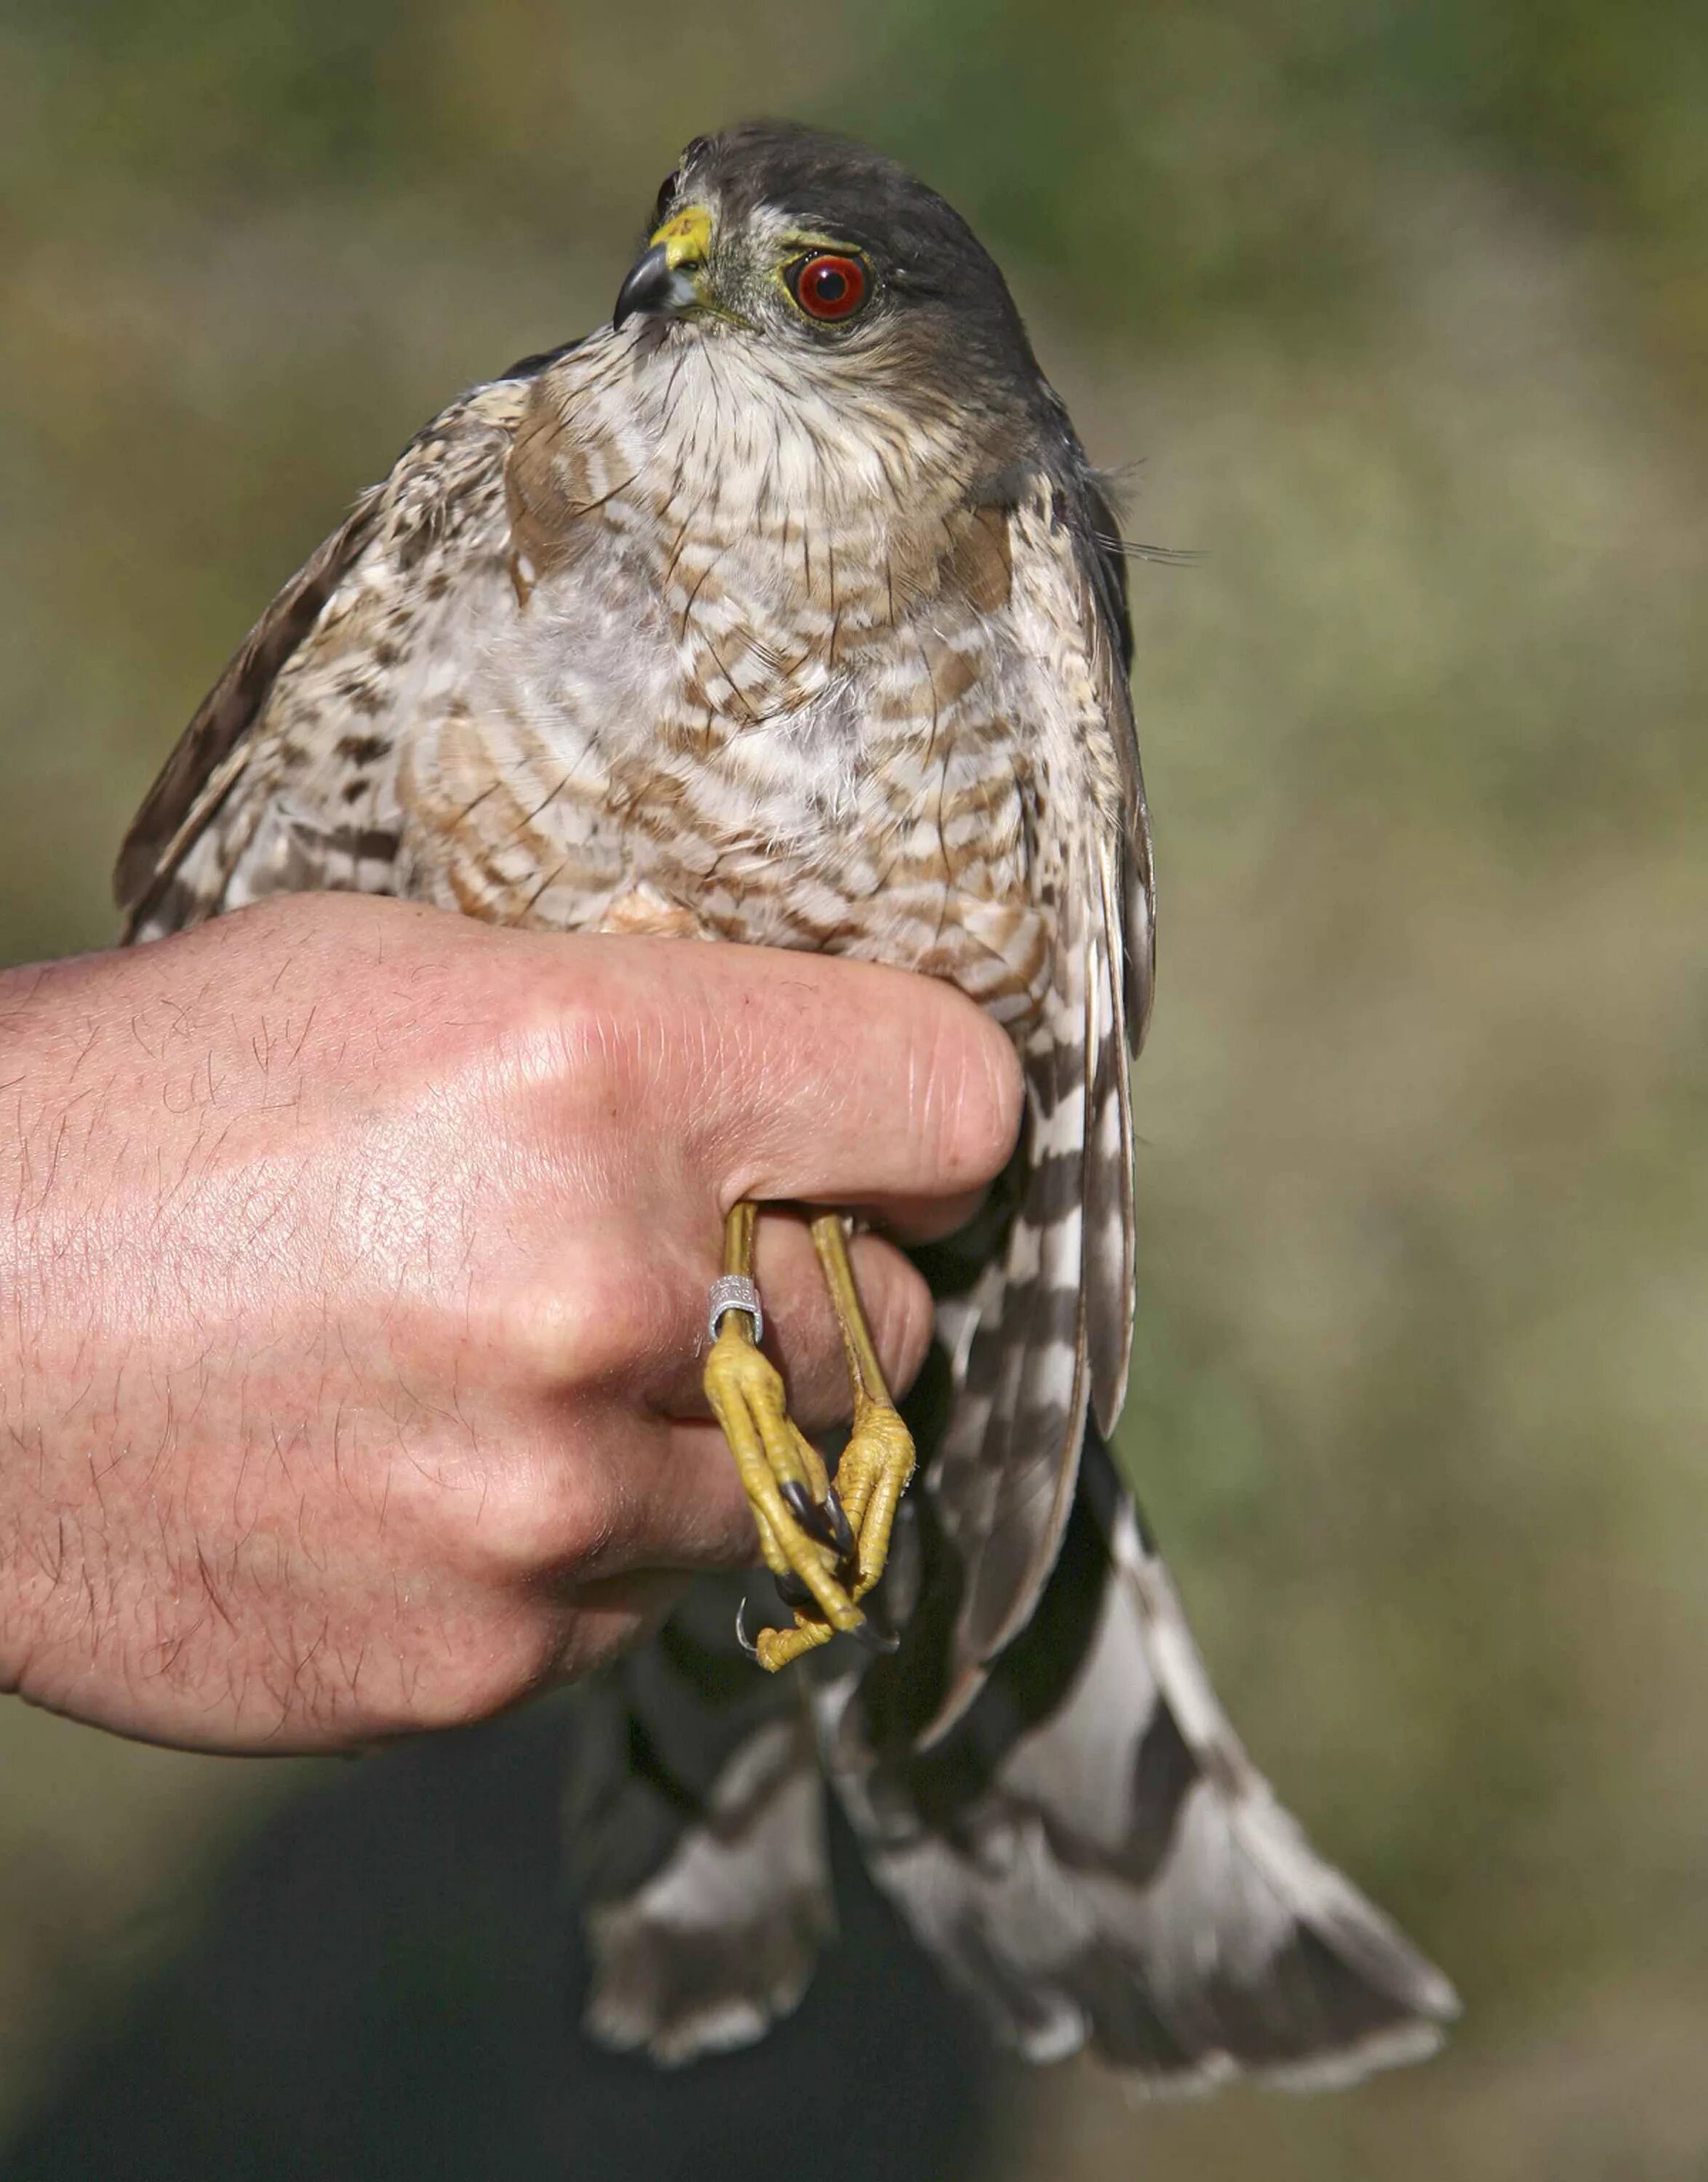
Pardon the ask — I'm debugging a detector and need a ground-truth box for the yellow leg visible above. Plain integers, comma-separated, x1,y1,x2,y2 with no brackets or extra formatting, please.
809,1212,916,1599
703,1204,864,1667
704,1206,917,1674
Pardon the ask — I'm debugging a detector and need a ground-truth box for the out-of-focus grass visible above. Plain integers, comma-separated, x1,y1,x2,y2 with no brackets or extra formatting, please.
1,4,1704,2173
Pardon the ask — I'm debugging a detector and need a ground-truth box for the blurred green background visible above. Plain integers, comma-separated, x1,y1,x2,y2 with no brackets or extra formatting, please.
2,1,1706,2174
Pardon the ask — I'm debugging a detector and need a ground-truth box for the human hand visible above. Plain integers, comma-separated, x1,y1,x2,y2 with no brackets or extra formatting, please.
0,895,1020,1752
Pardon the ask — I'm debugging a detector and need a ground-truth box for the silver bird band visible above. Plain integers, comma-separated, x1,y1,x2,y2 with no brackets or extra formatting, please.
706,1274,764,1347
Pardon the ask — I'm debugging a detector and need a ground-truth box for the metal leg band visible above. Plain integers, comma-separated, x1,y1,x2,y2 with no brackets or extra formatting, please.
707,1274,764,1346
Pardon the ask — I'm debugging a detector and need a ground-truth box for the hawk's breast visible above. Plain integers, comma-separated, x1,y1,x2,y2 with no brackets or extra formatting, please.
395,337,1055,1027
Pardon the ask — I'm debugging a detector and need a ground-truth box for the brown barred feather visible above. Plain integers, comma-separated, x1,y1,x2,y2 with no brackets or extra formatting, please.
1086,832,1138,1434
822,1436,1457,2082
116,483,386,935
564,1578,834,2066
923,851,1095,1736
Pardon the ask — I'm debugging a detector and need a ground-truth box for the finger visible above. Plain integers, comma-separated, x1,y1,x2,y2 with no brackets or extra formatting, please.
633,1217,935,1426
541,1570,693,1682
547,937,1023,1215
757,1218,935,1420
855,1182,999,1246
461,1386,757,1592
555,1408,759,1580
703,948,1023,1212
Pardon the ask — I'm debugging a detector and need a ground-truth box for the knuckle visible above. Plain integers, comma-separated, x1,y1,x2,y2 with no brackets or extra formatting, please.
475,1240,676,1394
464,1442,618,1582
389,1418,620,1589
518,980,617,1099
460,975,621,1154
497,959,660,1134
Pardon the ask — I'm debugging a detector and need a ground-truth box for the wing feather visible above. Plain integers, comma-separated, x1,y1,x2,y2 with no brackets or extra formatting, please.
918,468,1151,1737
113,353,570,943
930,869,1096,1697
1084,831,1136,1431
115,486,387,936
1085,468,1156,1062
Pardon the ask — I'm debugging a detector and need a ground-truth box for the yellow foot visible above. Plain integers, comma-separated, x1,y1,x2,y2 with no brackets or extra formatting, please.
741,1610,837,1672
730,1388,917,1672
703,1316,864,1645
834,1396,916,1596
706,1204,919,1674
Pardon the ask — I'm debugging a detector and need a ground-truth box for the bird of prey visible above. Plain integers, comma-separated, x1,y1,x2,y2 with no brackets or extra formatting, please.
117,121,1457,2084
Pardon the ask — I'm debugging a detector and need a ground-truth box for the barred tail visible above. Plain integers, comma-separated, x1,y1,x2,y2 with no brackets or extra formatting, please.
821,1434,1458,2086
564,1577,834,2066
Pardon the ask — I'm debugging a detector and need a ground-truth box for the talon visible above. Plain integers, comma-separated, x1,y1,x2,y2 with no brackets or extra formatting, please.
706,1203,917,1671
735,1597,760,1659
821,1484,856,1565
704,1314,863,1634
775,1569,819,1613
850,1610,901,1655
779,1476,857,1564
779,1476,830,1543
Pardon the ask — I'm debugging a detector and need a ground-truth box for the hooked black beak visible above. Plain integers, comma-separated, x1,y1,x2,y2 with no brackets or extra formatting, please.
612,242,702,330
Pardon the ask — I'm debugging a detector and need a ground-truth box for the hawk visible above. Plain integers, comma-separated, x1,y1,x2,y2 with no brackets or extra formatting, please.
117,122,1457,2082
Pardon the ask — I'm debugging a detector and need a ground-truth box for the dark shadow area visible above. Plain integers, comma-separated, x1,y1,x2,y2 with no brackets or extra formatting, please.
3,1702,997,2181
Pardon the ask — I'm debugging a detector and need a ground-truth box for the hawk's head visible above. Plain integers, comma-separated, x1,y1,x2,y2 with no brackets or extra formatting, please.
612,123,1045,426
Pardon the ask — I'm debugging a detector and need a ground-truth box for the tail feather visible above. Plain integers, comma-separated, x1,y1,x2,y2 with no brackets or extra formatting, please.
564,1578,834,2066
818,1435,1457,2088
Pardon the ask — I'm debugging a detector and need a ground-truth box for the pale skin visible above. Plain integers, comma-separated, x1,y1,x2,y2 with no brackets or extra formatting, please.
0,894,1021,1754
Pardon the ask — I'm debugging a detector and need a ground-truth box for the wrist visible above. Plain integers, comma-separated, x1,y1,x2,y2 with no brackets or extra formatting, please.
0,955,117,1706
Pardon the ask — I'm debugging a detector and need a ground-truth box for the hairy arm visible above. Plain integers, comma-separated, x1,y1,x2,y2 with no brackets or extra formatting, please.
0,895,1020,1753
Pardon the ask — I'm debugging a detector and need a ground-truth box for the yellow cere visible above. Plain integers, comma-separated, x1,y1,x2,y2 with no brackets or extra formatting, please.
650,205,714,268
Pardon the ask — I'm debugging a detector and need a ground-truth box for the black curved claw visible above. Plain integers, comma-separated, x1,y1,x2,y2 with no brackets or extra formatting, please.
775,1569,819,1613
780,1476,857,1567
734,1596,760,1659
821,1486,856,1566
850,1611,901,1656
778,1476,820,1532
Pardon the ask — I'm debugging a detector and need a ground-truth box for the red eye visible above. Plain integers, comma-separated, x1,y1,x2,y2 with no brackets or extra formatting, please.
790,254,867,321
